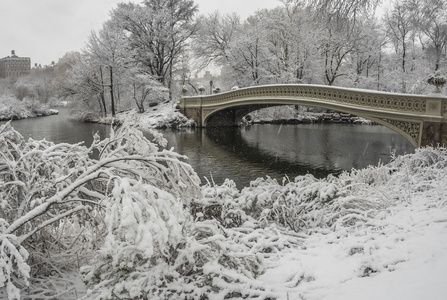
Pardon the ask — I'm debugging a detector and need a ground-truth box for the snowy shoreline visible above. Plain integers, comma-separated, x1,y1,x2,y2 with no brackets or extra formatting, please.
0,109,58,121
0,97,58,121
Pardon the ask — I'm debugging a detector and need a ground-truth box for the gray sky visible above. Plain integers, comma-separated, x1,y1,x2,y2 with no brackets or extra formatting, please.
0,0,281,66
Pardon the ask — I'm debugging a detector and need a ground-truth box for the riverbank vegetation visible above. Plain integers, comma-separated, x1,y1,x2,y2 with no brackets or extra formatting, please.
0,96,55,121
1,121,446,299
0,76,59,121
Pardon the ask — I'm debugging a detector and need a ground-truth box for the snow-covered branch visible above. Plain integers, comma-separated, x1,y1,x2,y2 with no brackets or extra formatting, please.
0,121,200,299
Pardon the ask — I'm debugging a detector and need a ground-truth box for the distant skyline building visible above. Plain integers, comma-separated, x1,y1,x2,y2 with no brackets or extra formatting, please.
0,50,31,78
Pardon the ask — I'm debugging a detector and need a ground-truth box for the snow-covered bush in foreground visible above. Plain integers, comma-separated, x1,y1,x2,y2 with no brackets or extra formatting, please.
198,173,387,234
81,177,266,299
197,148,447,236
0,122,266,300
0,121,201,299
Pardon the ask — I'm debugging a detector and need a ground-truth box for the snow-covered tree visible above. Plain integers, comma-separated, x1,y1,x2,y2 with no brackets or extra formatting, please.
346,17,386,89
128,71,167,113
407,0,447,71
82,20,132,117
303,0,382,19
110,0,199,100
192,11,240,69
226,14,271,86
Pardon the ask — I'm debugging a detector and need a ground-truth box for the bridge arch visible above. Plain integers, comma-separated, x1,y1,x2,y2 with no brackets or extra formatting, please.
203,101,418,147
179,84,447,148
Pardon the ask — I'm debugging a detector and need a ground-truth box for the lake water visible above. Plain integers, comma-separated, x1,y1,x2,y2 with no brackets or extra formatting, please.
1,107,415,188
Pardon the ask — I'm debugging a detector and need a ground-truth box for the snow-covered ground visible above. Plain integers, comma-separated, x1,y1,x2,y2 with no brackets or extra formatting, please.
257,191,447,300
196,148,447,300
98,102,195,128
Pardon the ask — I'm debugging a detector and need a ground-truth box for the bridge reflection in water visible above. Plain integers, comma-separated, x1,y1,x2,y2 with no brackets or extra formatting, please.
159,124,414,188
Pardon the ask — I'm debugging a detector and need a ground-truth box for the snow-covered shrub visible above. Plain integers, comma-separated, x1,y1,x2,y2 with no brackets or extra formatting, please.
192,179,249,228
0,121,104,285
149,110,196,129
0,228,30,300
0,96,52,120
236,175,345,232
81,177,268,299
392,147,447,171
82,216,265,299
228,148,447,235
80,178,187,299
378,147,447,204
0,121,201,299
116,103,196,129
211,172,390,234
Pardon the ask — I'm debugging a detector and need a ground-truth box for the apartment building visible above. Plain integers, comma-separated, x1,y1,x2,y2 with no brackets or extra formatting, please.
0,50,31,78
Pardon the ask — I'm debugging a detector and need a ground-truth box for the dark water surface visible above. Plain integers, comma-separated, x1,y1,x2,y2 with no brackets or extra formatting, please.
160,124,414,187
1,107,415,188
0,107,110,146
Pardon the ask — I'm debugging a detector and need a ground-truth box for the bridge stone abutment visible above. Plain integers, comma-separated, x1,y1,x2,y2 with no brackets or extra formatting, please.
420,94,447,146
421,122,447,146
178,84,447,148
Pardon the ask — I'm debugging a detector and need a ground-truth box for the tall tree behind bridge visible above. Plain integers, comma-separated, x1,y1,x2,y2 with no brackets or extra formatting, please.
110,0,199,100
192,11,240,70
406,0,447,71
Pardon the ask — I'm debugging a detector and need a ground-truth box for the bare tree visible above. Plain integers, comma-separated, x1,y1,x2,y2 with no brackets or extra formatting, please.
407,0,447,71
192,12,240,70
302,0,382,19
384,1,415,74
227,16,270,86
110,0,199,99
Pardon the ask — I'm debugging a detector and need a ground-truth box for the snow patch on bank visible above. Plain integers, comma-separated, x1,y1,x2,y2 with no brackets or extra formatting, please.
260,196,447,300
99,102,195,128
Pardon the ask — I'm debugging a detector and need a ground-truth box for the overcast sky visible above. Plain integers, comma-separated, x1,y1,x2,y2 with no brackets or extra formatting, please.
0,0,281,66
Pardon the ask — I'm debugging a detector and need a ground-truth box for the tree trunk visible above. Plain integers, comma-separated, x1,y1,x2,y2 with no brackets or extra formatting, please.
109,66,116,117
99,66,107,117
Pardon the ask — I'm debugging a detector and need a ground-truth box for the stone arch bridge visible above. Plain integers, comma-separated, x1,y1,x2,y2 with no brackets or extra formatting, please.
178,84,447,148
